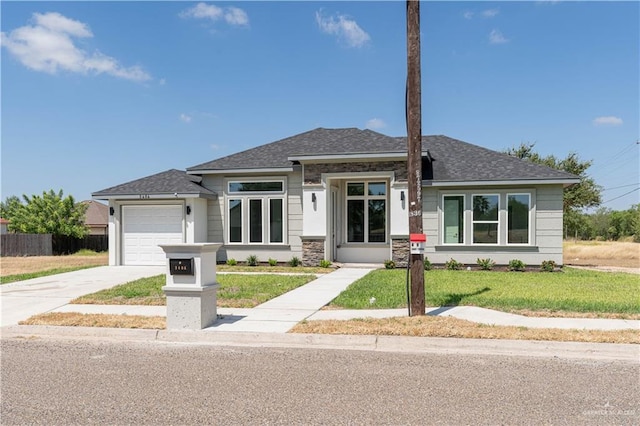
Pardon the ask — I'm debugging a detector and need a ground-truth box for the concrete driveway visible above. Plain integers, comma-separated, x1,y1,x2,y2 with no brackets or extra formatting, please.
1,266,163,326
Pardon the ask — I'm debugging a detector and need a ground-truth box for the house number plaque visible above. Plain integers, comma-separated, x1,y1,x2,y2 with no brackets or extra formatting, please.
169,258,194,276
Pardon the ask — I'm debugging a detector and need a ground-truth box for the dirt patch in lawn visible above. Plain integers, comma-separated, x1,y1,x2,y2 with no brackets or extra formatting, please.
291,316,639,344
1,253,108,276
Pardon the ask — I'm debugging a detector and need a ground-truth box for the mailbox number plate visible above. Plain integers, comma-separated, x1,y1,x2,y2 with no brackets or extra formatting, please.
169,258,194,276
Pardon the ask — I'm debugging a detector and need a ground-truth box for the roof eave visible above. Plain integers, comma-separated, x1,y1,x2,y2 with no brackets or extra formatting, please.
424,178,581,187
186,167,296,175
92,192,218,201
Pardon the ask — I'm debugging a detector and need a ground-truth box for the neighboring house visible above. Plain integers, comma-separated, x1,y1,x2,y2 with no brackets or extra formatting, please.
82,200,109,235
0,218,9,235
93,128,579,267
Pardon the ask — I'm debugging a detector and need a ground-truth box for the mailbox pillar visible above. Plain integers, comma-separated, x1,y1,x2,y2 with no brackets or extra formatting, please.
159,243,222,330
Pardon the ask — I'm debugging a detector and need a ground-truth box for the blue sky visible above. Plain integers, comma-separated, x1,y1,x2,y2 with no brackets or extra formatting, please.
2,1,638,211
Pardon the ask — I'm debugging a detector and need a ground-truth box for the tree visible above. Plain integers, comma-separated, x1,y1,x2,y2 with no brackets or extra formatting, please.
505,143,602,211
0,190,88,238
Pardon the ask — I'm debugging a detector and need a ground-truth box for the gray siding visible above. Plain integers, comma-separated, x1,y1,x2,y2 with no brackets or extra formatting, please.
422,184,565,266
201,172,302,263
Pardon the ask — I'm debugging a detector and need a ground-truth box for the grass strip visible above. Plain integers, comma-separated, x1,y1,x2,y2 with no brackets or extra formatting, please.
291,316,640,344
71,273,316,308
331,268,640,316
1,265,104,285
20,312,165,329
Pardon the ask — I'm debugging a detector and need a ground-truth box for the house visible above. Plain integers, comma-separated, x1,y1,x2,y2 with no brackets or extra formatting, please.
82,200,109,235
93,128,579,267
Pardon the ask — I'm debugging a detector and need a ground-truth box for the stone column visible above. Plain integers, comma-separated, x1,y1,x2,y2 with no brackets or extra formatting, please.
159,243,222,330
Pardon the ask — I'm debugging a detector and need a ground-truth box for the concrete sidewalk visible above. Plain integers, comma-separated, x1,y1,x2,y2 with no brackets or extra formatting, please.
4,266,639,333
1,266,164,326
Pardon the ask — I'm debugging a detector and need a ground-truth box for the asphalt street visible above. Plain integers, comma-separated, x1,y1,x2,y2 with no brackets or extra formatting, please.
2,337,638,425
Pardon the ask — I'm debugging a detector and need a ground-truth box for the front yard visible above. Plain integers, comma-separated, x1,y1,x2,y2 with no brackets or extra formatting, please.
330,268,640,318
71,273,316,308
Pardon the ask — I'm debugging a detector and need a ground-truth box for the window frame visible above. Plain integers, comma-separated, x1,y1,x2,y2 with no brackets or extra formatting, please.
442,194,465,245
225,178,287,245
472,193,500,245
506,193,531,245
439,190,535,247
345,180,388,244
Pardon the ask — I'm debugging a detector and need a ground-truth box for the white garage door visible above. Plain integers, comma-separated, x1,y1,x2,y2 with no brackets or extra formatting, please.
122,205,184,265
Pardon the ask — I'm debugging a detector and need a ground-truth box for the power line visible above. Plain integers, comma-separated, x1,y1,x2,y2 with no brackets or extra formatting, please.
602,187,640,204
602,183,640,192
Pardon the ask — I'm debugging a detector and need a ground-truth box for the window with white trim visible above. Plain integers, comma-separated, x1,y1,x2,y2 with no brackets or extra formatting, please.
441,191,534,246
443,195,464,244
507,193,530,244
226,180,286,244
473,194,499,244
346,181,387,243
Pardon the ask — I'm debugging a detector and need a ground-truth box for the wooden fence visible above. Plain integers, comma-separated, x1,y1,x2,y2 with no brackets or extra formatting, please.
0,234,52,257
0,234,108,257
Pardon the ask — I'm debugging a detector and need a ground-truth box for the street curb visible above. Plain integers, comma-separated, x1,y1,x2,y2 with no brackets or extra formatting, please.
2,324,638,362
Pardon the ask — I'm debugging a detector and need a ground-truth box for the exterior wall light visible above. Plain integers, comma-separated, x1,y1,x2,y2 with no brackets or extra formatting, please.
109,207,115,216
186,206,192,215
400,191,405,201
311,193,317,203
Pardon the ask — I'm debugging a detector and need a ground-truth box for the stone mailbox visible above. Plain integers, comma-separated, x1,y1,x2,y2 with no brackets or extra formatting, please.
159,243,222,330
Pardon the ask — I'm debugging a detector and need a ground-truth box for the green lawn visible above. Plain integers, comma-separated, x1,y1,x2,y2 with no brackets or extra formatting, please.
1,265,103,285
330,268,640,315
71,273,316,308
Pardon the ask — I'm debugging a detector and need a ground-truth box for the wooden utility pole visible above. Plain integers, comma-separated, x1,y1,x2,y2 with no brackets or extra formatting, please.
406,0,425,316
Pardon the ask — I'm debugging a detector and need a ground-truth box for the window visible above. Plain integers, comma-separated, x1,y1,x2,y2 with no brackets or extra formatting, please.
443,195,464,244
508,194,530,244
346,181,387,243
227,180,286,244
473,194,499,244
441,192,534,246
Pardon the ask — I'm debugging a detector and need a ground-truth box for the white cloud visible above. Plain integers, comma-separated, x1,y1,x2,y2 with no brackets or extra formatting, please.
0,12,151,82
180,3,249,26
489,29,509,44
315,10,370,48
366,118,386,129
482,9,500,18
463,11,474,20
593,116,623,126
180,113,192,123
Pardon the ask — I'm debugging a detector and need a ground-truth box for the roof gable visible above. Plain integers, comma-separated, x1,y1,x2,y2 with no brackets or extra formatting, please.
187,128,405,172
92,169,217,199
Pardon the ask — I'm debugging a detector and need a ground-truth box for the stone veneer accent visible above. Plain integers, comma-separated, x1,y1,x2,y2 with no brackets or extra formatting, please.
302,239,325,267
392,239,409,268
304,161,408,185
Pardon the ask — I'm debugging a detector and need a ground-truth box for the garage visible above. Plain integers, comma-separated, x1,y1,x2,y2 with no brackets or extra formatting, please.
121,205,184,265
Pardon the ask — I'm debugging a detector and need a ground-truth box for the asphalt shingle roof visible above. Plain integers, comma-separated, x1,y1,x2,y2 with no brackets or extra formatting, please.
413,135,579,183
92,169,217,198
187,128,405,171
94,129,579,197
188,127,578,183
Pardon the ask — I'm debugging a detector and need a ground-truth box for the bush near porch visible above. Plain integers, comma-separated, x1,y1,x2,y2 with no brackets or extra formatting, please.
330,268,640,318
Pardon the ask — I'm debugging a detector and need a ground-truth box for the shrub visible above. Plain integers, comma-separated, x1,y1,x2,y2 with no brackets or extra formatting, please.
268,258,278,267
476,258,495,271
445,258,463,271
288,256,301,267
319,259,332,268
226,258,237,266
246,255,259,267
384,259,396,269
423,257,432,271
508,259,526,272
540,260,557,272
